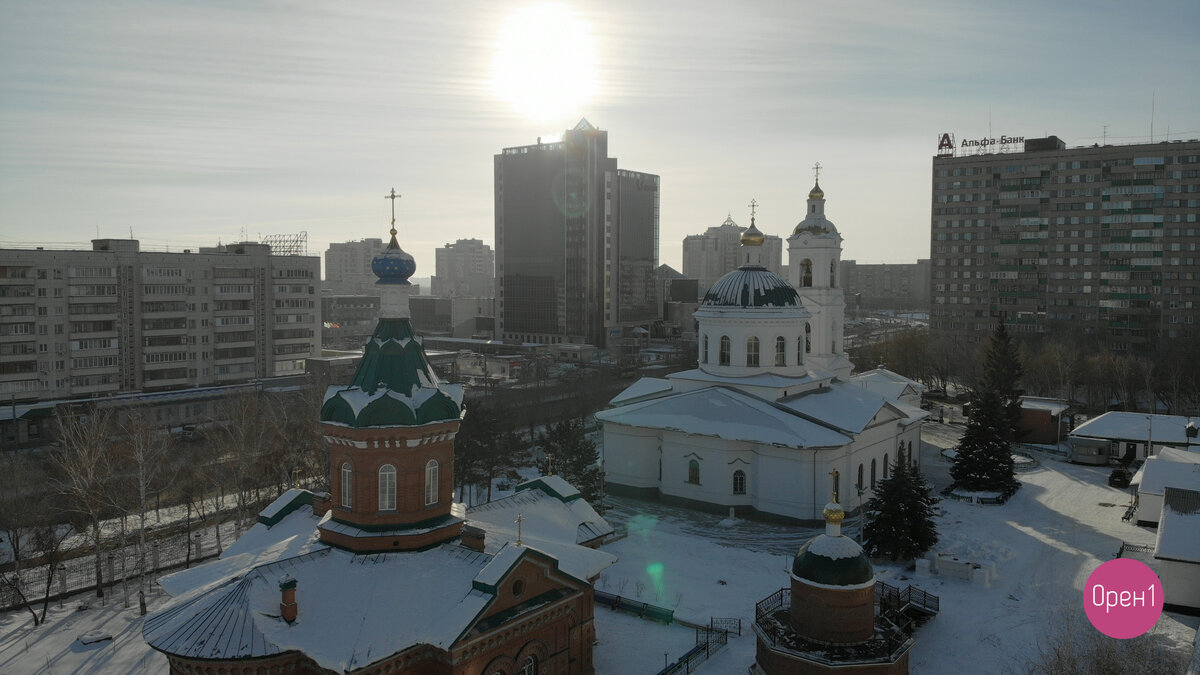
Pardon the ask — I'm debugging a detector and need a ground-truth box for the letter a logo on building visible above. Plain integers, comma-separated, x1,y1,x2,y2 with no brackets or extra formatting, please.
937,133,955,154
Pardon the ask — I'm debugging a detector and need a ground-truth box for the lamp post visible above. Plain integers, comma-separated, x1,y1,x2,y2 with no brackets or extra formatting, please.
1146,414,1154,459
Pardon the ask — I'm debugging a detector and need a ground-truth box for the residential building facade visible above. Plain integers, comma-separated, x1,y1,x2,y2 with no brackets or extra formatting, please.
930,136,1200,351
0,239,320,402
432,238,495,298
841,260,931,312
323,237,383,295
494,119,659,347
683,216,783,297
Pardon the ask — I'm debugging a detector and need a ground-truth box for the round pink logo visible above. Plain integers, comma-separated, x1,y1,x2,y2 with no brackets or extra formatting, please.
1083,558,1164,638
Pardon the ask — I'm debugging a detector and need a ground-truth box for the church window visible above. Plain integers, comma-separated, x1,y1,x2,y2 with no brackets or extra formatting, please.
831,323,838,353
687,459,700,484
719,336,730,365
830,260,837,288
746,337,759,367
425,459,439,505
775,336,786,366
340,462,353,508
797,337,804,364
805,323,812,354
884,453,890,479
801,259,813,287
702,335,708,364
733,470,746,495
857,463,864,490
378,464,396,511
519,656,538,675
871,459,877,489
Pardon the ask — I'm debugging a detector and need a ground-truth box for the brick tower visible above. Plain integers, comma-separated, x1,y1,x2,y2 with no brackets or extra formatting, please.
317,192,465,552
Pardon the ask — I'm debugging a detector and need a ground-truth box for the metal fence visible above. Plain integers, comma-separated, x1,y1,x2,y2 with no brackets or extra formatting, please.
1,520,238,613
656,626,729,675
594,589,674,623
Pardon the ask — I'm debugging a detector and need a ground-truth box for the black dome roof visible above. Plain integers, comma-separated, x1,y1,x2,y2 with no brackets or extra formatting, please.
791,537,874,586
701,267,799,309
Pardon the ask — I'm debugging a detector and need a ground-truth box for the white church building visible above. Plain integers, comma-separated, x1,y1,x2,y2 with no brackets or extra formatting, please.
597,179,928,522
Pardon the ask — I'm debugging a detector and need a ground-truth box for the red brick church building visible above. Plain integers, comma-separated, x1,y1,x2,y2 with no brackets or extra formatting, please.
144,213,614,674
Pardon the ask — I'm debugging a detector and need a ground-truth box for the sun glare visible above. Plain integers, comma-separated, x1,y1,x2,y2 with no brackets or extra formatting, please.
491,3,597,123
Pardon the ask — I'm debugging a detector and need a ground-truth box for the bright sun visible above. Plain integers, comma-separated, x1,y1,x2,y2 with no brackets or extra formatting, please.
490,3,597,123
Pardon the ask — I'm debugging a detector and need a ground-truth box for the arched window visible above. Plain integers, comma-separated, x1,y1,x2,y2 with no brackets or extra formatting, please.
801,259,813,287
857,463,864,490
805,323,812,354
870,459,877,489
830,260,837,288
425,459,439,505
378,464,396,511
775,336,786,366
719,336,730,365
883,453,890,479
702,335,708,364
340,462,353,508
746,337,759,367
733,470,746,495
797,337,804,364
519,656,538,675
831,322,838,353
687,459,700,484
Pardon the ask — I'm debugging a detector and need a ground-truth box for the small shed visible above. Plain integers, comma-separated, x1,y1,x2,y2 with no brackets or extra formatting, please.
1069,412,1200,464
1153,487,1200,612
1017,397,1071,445
1133,450,1200,526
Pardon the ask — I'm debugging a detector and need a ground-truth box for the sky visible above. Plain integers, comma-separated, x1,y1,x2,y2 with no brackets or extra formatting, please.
1,1,1198,276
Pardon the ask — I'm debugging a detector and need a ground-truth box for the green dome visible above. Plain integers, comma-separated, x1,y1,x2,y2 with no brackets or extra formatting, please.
320,317,462,428
791,536,874,586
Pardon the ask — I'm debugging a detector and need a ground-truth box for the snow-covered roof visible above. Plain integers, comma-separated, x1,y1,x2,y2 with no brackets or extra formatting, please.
1070,411,1199,446
1154,487,1200,564
596,386,851,448
609,377,674,406
779,382,904,434
147,483,613,671
667,366,832,391
1019,397,1070,414
849,368,927,396
1137,458,1200,496
146,545,495,669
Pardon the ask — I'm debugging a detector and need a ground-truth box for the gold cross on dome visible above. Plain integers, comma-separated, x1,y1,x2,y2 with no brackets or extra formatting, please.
813,162,822,182
748,198,758,220
516,512,525,546
385,188,401,235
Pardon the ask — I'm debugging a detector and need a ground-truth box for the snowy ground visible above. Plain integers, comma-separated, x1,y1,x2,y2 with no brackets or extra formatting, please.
1,421,1197,673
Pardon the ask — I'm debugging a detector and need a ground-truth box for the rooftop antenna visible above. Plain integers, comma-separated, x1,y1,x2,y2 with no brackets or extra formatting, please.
1102,125,1108,146
1150,91,1155,143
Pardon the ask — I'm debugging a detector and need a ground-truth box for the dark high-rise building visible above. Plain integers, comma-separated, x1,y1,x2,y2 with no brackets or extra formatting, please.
930,135,1200,352
494,119,659,347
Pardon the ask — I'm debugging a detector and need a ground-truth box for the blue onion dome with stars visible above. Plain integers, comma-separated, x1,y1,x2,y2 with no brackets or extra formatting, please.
371,227,417,285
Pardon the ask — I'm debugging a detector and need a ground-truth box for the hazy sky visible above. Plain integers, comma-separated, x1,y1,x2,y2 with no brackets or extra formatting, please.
2,1,1197,275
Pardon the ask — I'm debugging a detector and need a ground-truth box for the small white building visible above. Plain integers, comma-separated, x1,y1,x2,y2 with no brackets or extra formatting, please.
598,184,927,522
1132,448,1200,526
1069,411,1200,464
1153,487,1200,612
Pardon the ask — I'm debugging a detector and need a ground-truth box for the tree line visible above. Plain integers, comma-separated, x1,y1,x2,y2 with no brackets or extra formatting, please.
849,327,1200,415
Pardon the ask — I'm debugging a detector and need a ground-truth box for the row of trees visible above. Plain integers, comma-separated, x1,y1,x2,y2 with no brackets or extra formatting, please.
849,326,1200,415
0,386,329,625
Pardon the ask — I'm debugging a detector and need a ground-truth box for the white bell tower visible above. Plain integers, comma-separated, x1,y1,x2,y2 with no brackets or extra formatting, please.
787,163,852,379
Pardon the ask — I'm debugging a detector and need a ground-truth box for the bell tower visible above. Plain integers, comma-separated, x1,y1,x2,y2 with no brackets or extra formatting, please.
317,190,465,552
788,164,852,378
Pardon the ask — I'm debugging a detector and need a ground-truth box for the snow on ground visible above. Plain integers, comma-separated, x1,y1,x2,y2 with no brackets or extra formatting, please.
2,421,1197,673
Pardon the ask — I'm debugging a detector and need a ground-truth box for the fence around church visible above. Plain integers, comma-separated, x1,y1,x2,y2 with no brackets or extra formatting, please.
1,521,233,613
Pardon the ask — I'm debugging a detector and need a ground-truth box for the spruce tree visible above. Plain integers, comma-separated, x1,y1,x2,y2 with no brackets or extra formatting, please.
863,451,939,561
980,322,1024,442
537,418,603,508
951,381,1019,493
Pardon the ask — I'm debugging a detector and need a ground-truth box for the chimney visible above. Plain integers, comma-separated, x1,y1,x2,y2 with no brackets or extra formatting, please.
279,575,297,623
461,524,486,552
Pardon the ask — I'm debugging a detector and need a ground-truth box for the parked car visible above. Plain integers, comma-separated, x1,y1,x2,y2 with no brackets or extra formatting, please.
1108,468,1132,488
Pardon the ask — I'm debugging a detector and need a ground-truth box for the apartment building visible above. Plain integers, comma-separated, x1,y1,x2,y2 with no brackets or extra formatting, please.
930,135,1200,351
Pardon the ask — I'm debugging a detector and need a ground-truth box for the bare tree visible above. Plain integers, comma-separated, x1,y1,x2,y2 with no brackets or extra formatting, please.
116,408,169,595
50,403,118,601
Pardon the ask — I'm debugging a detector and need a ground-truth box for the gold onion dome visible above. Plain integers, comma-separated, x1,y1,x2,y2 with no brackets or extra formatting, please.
822,502,845,524
740,219,765,247
809,181,824,200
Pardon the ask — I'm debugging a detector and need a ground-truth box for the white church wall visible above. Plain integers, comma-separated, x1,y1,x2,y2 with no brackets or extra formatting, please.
601,425,660,490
